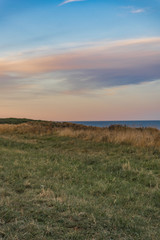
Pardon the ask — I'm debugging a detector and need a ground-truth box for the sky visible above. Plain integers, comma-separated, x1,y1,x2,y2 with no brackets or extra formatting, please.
0,0,160,121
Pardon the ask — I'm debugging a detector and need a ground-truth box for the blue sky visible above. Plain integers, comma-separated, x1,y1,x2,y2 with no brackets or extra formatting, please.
0,0,160,120
1,0,159,51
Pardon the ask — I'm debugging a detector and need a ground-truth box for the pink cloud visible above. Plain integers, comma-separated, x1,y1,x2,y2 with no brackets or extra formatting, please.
0,37,159,75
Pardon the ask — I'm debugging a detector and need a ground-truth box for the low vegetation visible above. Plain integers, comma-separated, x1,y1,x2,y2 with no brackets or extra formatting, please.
0,119,160,149
57,126,160,149
0,119,160,239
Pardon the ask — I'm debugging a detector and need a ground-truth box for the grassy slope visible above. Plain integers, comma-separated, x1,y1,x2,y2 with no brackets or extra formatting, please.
0,118,34,125
0,120,160,239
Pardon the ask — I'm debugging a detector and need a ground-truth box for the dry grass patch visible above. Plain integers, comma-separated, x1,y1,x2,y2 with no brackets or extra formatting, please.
0,121,160,149
122,162,132,171
57,127,160,148
37,188,64,204
0,122,54,136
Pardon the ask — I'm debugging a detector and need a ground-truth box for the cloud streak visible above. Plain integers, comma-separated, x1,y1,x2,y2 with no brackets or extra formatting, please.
122,6,145,14
0,37,160,97
1,37,160,73
59,0,85,6
131,8,145,14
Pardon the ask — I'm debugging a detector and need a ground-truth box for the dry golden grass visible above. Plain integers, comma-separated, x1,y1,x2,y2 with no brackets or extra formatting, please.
0,121,160,148
57,127,160,148
0,122,54,135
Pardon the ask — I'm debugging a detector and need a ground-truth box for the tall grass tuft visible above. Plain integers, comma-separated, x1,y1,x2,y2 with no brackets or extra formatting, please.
57,126,160,148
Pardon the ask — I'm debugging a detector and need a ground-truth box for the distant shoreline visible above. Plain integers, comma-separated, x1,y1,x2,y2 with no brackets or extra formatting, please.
70,120,160,130
0,118,160,130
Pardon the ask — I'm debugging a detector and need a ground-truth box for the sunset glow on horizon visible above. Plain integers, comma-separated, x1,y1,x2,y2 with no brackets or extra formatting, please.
0,0,160,121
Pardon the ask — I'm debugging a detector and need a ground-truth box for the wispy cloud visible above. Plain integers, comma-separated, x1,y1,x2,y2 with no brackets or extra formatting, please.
131,8,145,14
122,6,145,14
59,0,85,6
1,37,160,97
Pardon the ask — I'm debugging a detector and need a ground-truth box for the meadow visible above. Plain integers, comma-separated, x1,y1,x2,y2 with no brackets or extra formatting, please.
0,119,160,239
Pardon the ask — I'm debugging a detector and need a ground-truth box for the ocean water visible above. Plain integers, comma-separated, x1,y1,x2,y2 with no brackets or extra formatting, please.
70,121,160,130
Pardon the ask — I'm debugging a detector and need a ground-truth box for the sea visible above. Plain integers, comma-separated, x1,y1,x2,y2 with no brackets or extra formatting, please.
70,121,160,130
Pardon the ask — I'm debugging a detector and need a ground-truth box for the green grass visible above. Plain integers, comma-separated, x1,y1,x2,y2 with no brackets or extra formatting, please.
0,118,34,125
0,125,160,239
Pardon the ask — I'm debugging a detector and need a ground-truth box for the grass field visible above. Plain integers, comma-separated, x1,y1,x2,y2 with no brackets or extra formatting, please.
0,119,160,239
